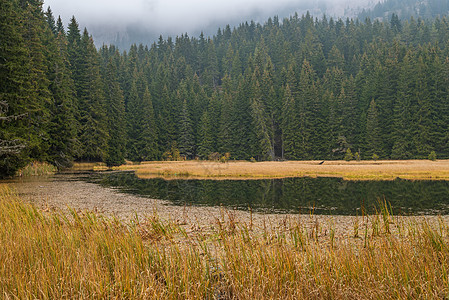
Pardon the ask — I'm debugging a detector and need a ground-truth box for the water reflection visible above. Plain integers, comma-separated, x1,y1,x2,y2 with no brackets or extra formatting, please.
86,171,449,215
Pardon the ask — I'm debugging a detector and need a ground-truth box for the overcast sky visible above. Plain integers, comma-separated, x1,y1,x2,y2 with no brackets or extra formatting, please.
43,0,374,46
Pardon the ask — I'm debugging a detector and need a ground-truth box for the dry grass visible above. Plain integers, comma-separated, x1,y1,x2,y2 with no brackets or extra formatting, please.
119,160,449,181
1,184,449,299
72,162,108,171
16,161,57,177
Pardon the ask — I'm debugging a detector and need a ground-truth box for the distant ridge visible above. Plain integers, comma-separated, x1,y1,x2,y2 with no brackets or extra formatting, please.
359,0,449,20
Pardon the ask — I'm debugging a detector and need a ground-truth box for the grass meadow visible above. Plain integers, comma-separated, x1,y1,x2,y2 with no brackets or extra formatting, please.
1,184,449,299
120,159,449,180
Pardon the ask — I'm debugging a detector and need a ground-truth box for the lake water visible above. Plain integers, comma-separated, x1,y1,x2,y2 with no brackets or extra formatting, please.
81,171,449,216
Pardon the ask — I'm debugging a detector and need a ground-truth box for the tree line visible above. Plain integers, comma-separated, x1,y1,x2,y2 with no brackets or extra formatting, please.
1,0,449,177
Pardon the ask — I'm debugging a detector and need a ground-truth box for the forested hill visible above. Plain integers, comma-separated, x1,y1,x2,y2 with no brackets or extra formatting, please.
359,0,449,20
1,0,449,177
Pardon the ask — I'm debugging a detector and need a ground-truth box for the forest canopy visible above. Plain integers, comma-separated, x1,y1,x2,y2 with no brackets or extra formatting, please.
1,0,449,177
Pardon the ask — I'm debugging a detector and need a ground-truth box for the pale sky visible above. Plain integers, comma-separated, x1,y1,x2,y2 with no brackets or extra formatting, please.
43,0,374,46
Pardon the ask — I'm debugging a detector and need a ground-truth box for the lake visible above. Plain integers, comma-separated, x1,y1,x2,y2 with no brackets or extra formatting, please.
80,171,449,216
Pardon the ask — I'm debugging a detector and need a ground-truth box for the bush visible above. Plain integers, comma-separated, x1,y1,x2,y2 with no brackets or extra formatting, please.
429,151,437,161
372,153,379,161
208,152,221,161
344,148,353,161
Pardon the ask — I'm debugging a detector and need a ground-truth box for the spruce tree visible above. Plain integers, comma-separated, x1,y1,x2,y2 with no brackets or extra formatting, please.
250,78,273,160
127,79,158,162
104,60,126,166
178,99,195,159
0,0,30,176
281,85,301,160
77,29,108,161
365,99,382,157
46,31,79,168
197,110,214,159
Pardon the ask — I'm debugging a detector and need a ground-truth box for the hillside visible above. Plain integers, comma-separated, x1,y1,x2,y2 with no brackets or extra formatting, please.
1,0,449,177
359,0,449,20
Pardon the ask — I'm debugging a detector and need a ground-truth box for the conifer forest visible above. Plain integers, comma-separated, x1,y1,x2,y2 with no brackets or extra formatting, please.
2,0,449,177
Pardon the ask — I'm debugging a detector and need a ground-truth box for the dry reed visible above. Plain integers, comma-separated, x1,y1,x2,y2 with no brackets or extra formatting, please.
1,184,448,299
119,160,449,181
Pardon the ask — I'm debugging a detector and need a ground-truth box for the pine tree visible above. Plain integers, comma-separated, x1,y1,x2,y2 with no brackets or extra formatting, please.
391,52,414,159
56,16,65,34
0,0,30,176
45,30,79,168
281,85,301,160
178,99,195,159
197,110,214,159
18,0,52,160
77,29,108,161
218,76,234,154
365,99,382,157
250,78,273,160
104,60,126,166
127,78,158,162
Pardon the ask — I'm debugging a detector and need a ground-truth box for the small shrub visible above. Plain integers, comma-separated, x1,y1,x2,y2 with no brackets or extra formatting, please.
208,152,221,161
344,148,353,161
219,153,231,163
162,144,182,161
429,151,437,161
250,157,256,162
372,153,379,161
354,152,361,161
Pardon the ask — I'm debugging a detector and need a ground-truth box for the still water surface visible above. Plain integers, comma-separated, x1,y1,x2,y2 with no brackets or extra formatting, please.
82,171,449,215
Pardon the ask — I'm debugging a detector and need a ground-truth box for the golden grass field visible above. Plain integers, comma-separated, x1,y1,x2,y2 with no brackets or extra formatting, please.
1,184,449,299
118,159,449,180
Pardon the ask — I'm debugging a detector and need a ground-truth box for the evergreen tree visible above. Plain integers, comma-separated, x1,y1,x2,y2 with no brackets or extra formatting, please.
178,99,195,159
104,60,126,166
46,30,78,168
77,29,108,161
197,110,214,159
0,0,30,176
250,78,273,160
365,99,382,157
281,85,301,159
127,79,158,162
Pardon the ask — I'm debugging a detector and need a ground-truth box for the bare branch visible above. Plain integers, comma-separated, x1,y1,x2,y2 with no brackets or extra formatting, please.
0,139,26,155
0,113,28,122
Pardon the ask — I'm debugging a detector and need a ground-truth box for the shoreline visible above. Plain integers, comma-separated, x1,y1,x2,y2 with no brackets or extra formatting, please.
5,174,449,240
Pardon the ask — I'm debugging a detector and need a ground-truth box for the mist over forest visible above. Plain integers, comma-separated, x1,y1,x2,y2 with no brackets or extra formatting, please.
44,0,376,49
2,0,449,177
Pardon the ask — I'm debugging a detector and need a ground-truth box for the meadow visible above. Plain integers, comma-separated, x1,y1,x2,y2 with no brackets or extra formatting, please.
1,184,449,299
120,159,449,180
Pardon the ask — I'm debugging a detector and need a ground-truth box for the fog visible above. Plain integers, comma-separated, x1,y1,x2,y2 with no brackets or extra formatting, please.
43,0,375,48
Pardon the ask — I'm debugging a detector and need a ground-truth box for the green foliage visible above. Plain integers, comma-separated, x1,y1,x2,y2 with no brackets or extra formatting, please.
104,60,126,167
372,153,380,161
162,142,182,161
429,151,437,161
126,78,158,162
178,98,195,159
4,2,449,174
197,110,214,159
220,153,231,163
344,148,354,161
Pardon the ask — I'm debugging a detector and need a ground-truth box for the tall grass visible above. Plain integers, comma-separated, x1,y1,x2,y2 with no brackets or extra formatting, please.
126,160,449,181
15,161,57,177
1,184,449,299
